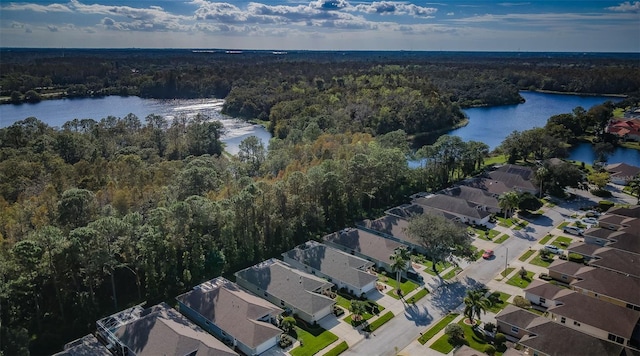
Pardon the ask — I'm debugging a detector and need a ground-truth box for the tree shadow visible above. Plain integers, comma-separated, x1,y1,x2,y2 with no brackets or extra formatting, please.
403,304,433,327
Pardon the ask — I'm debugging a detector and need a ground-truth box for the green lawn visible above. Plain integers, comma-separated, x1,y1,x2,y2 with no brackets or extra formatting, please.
443,267,462,280
530,252,554,267
558,222,569,229
513,220,528,230
496,216,515,227
364,311,394,332
385,278,419,299
323,341,348,356
290,325,338,356
506,271,535,288
335,295,351,310
518,249,535,262
538,234,554,245
551,236,572,249
343,311,373,326
469,227,500,241
483,154,507,167
420,258,452,275
496,267,515,281
418,313,459,345
457,320,506,355
487,292,512,313
429,334,455,354
408,288,429,304
494,234,510,244
475,249,485,261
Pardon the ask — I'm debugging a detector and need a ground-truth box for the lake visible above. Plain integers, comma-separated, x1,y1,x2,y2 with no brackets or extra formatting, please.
2,92,637,164
0,96,272,155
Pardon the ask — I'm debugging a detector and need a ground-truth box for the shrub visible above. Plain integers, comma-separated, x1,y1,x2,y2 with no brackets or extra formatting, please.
598,200,614,212
279,334,293,348
483,322,496,332
568,253,584,263
513,296,531,309
333,306,345,317
494,333,507,346
445,324,465,343
591,189,613,198
484,344,496,356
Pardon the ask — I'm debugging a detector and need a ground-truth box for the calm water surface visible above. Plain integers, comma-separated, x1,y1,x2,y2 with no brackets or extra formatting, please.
0,96,271,155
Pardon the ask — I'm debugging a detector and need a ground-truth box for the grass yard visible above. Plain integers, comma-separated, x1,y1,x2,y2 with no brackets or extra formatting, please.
494,234,510,244
420,258,452,275
443,267,462,280
538,234,554,245
530,252,554,267
290,325,338,356
483,154,507,167
323,341,348,356
418,313,459,345
474,248,485,261
469,227,500,241
518,249,535,262
487,292,511,313
558,222,569,229
408,288,430,304
456,320,506,355
429,334,455,354
343,311,373,326
364,311,394,332
551,236,572,249
385,278,419,299
335,295,352,310
513,220,528,230
496,267,515,281
496,216,516,227
506,271,535,288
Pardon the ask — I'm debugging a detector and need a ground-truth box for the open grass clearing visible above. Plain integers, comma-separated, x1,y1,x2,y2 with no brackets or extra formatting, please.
551,236,572,249
323,341,348,356
494,234,510,244
538,234,554,245
530,252,554,267
496,267,515,281
518,249,535,262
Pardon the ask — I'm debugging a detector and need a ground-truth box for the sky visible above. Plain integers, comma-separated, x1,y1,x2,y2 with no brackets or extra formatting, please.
1,0,639,52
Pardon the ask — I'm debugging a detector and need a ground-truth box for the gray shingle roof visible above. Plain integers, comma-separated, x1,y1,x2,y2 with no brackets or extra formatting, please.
549,291,640,339
414,195,491,220
524,280,573,301
495,164,535,180
112,303,238,356
487,171,537,192
589,248,640,277
519,319,625,356
53,335,111,356
463,177,513,196
442,185,499,210
495,304,540,330
234,259,335,317
323,228,403,265
608,205,640,219
283,241,377,289
356,215,422,247
572,268,640,307
176,277,283,350
548,260,595,277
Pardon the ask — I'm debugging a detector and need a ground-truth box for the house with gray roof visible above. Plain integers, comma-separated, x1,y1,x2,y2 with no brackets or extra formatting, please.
413,194,492,227
282,241,378,296
487,170,538,194
234,259,335,323
441,185,500,213
495,164,535,180
96,302,238,356
608,205,640,219
357,215,425,254
547,260,595,283
323,227,405,273
605,163,640,185
524,280,573,309
52,334,111,356
571,268,640,311
176,277,283,356
598,214,639,231
495,304,542,339
547,291,640,348
587,247,640,278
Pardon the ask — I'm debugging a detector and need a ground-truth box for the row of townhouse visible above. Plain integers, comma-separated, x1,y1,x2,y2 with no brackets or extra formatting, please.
495,206,640,356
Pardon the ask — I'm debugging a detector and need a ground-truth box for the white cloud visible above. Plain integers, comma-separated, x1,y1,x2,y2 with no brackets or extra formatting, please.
353,1,437,17
498,2,531,6
47,25,59,32
446,12,454,16
607,1,640,12
2,2,72,12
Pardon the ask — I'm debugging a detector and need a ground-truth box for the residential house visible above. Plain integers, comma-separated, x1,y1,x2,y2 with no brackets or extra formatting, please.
486,170,538,195
571,268,640,311
440,185,501,213
587,247,640,278
95,303,238,356
234,259,335,323
597,214,639,231
413,194,492,227
385,202,460,222
523,280,573,309
282,241,378,296
176,277,283,356
518,319,632,356
605,163,640,185
495,164,535,180
606,119,640,143
608,206,640,219
463,176,514,196
583,227,638,246
547,291,640,348
52,334,111,356
322,227,407,275
547,259,594,284
356,215,425,254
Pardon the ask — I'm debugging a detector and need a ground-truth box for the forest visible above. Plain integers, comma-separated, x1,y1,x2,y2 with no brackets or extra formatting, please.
1,50,639,355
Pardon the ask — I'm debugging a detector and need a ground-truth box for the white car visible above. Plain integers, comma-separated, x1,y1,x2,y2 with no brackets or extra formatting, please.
544,245,564,255
563,226,584,236
581,217,598,225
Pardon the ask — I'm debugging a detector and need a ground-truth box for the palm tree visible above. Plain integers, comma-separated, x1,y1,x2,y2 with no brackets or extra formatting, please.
349,300,368,322
498,191,520,218
390,247,411,296
535,166,549,198
463,288,493,324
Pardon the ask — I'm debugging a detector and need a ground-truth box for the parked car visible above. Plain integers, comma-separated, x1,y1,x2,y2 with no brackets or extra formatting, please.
544,245,564,255
581,217,598,225
563,226,584,236
585,210,601,218
482,250,494,259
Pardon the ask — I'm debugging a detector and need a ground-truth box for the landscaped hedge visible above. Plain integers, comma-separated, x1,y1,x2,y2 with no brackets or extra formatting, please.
364,312,394,332
568,253,585,263
323,341,348,356
598,200,615,211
